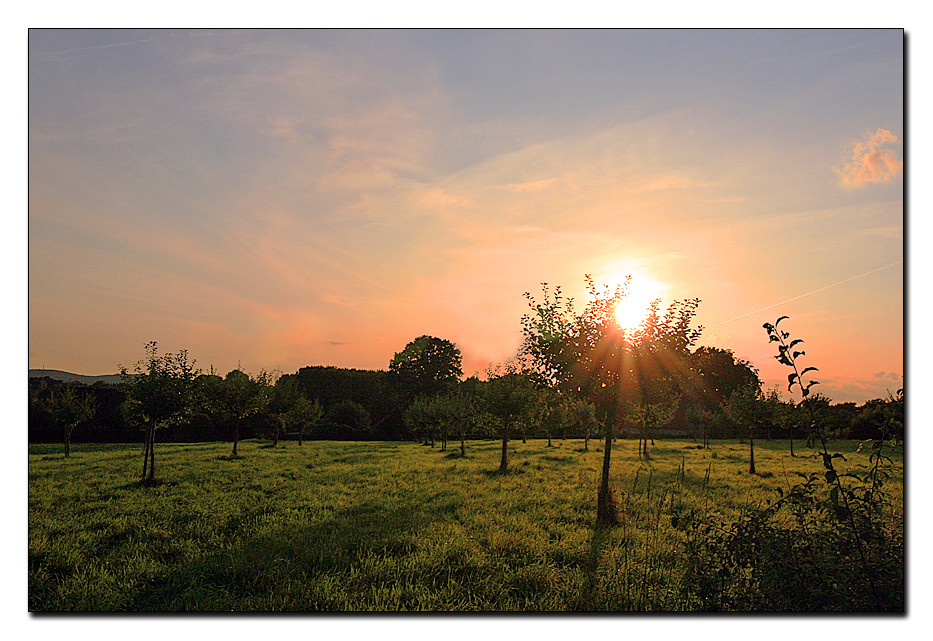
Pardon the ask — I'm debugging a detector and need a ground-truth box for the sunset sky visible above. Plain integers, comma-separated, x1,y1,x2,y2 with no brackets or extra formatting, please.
28,28,904,404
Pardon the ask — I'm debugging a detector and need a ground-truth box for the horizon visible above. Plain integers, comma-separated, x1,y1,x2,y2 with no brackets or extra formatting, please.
28,28,904,404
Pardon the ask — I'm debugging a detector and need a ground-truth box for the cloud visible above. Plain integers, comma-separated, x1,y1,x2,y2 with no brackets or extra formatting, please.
834,128,903,186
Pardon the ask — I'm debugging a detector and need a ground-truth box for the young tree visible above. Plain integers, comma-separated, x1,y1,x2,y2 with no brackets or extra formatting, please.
121,342,199,482
481,366,540,473
47,385,97,458
724,383,766,474
220,369,274,456
403,391,476,455
520,276,702,524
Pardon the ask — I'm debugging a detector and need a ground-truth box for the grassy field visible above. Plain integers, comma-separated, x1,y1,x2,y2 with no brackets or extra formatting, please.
28,437,904,612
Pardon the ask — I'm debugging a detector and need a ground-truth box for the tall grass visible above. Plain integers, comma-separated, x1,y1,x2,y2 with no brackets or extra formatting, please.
28,438,903,611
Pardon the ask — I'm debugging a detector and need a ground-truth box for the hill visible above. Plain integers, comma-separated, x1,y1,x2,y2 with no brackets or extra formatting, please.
28,369,124,386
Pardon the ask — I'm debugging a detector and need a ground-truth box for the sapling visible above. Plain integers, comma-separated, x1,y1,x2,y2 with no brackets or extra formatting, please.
763,316,880,603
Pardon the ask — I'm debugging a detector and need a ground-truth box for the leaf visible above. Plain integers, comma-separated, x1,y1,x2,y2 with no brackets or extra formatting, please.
787,373,798,386
792,351,806,359
788,339,804,349
800,366,819,376
775,315,789,327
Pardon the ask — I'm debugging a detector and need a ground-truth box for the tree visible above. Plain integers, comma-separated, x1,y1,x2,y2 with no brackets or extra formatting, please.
326,400,371,433
626,397,679,459
269,376,323,446
520,276,702,524
723,381,766,474
47,385,97,458
121,342,199,482
481,366,541,473
689,347,760,411
389,335,463,400
403,390,476,455
218,369,274,456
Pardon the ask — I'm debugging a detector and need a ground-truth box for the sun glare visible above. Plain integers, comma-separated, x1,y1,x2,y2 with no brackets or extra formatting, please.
612,273,665,333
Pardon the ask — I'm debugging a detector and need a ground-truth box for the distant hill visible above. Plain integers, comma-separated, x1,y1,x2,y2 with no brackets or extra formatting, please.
29,369,126,386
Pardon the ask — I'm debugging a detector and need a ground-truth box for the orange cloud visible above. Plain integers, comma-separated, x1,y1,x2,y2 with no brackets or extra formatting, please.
835,128,903,186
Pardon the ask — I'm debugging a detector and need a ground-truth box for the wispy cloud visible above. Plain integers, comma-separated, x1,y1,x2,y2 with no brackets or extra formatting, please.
834,128,903,186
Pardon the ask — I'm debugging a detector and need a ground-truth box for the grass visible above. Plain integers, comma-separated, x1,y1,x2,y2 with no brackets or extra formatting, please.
28,437,904,612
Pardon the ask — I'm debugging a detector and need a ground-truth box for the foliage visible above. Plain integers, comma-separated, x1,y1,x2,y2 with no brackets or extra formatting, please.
269,376,323,445
389,335,463,399
46,385,97,457
326,400,372,432
120,342,200,481
481,365,542,472
403,390,476,452
684,316,908,609
688,346,760,411
520,276,702,522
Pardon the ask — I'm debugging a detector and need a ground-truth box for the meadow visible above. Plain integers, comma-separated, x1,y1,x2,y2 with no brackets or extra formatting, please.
28,437,904,612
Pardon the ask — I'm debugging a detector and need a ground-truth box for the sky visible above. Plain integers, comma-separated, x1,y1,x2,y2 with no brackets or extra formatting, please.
27,28,904,404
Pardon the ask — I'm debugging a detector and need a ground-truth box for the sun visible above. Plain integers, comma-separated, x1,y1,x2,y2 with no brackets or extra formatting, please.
611,273,665,333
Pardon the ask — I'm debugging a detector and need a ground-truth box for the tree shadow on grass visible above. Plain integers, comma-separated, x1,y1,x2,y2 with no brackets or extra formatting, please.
570,522,613,610
481,468,526,478
114,479,179,491
124,499,448,610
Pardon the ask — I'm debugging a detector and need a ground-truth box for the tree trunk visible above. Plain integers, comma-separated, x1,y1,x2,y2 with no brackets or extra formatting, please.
547,431,553,447
460,437,467,458
749,432,756,474
298,426,303,447
584,429,589,451
64,427,71,458
789,436,795,457
499,436,509,472
141,425,152,480
232,420,240,457
144,426,156,482
148,433,156,481
596,423,618,525
521,431,526,444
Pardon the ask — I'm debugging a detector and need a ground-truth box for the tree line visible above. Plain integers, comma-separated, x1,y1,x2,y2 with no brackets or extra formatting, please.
29,279,904,479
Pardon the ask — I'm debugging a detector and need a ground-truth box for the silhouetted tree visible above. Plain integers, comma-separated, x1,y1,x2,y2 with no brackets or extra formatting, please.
47,385,97,457
520,276,702,524
212,368,274,456
121,342,199,482
724,381,768,474
689,347,760,411
389,335,463,401
326,400,371,433
269,376,322,446
482,366,540,472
